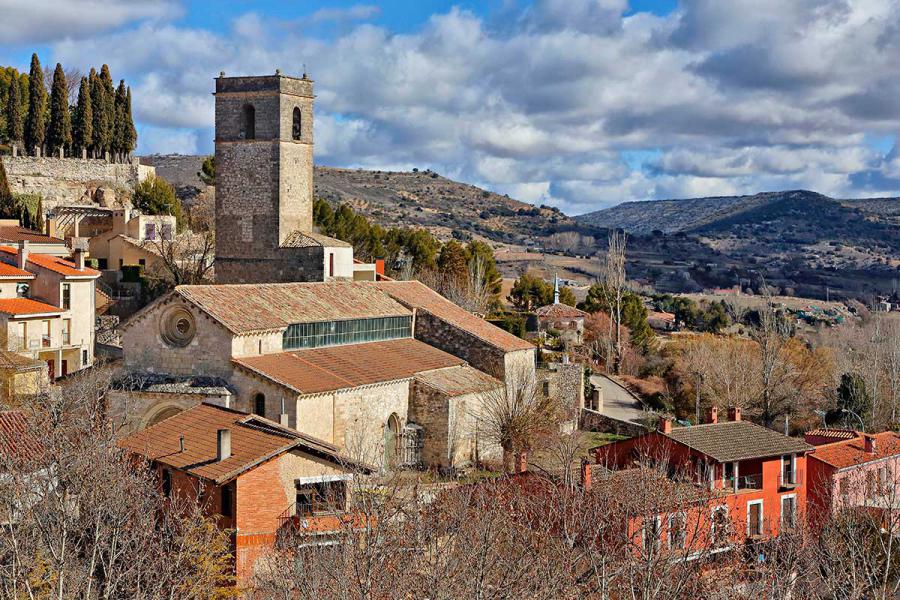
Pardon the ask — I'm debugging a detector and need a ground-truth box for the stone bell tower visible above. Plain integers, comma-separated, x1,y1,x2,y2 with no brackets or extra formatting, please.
214,70,316,283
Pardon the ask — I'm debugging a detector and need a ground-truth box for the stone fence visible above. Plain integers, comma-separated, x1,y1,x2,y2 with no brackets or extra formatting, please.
1,155,155,211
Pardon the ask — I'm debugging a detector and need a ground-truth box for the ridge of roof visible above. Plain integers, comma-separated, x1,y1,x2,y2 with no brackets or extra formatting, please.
666,420,813,462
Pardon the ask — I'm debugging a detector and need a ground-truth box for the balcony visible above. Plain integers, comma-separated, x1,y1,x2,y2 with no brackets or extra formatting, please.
41,334,51,348
724,473,763,491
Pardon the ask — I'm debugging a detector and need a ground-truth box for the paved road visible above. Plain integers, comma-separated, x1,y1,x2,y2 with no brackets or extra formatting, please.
590,374,646,424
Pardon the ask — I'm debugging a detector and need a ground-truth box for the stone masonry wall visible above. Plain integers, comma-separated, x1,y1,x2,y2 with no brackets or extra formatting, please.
413,312,510,379
409,380,450,468
1,156,154,211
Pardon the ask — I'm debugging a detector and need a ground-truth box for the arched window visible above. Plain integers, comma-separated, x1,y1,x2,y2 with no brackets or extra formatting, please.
384,413,400,469
253,393,266,418
242,104,256,139
292,107,302,140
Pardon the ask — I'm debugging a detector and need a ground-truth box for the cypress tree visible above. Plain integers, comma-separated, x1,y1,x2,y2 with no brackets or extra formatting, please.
72,76,92,156
98,65,115,160
89,68,101,157
23,54,46,156
113,80,127,161
124,86,136,157
46,63,72,157
5,76,23,147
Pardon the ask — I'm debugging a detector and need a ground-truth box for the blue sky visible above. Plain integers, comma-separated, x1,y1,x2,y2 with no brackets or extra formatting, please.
2,0,899,213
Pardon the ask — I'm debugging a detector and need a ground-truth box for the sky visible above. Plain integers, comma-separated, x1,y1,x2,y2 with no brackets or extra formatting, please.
1,0,899,215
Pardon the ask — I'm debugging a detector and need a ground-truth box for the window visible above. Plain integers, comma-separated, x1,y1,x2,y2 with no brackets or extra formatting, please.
221,485,233,517
144,223,157,240
782,454,795,485
62,319,70,345
253,393,266,418
642,516,661,553
711,506,729,546
282,316,413,350
161,223,173,240
138,258,146,267
328,252,334,277
242,104,256,139
295,481,345,515
747,500,763,537
292,107,302,140
97,258,108,270
62,283,71,310
162,469,172,497
82,349,88,365
781,495,796,530
668,513,686,550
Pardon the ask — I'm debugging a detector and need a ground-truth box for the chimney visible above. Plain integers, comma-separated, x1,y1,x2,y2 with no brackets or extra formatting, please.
580,459,592,491
16,241,28,270
179,435,185,453
865,435,877,454
216,429,231,461
728,407,742,422
706,406,718,425
658,417,672,434
74,248,85,270
514,450,529,474
375,259,385,278
279,413,289,427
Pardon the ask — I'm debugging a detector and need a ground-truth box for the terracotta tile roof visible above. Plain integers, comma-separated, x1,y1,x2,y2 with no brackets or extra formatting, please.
810,432,900,469
805,428,858,442
0,246,100,278
282,230,352,248
0,297,64,316
0,411,42,459
118,403,368,484
534,303,587,319
0,226,64,244
376,280,534,352
234,338,465,395
174,283,411,334
0,350,43,372
0,263,33,279
415,365,501,396
666,420,813,462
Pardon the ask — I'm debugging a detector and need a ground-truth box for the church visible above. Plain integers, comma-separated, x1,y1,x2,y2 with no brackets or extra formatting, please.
110,71,536,470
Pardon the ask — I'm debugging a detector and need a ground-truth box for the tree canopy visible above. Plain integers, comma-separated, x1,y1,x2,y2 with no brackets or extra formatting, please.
133,175,185,229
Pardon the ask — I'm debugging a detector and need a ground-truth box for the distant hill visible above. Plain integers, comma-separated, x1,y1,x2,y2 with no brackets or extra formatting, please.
142,155,576,245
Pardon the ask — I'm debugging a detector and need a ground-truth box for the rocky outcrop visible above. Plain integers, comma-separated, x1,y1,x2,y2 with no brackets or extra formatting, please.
1,155,154,212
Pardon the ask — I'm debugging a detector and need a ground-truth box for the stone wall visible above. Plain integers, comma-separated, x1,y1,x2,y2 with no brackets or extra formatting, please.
1,156,154,211
579,408,647,438
413,311,511,379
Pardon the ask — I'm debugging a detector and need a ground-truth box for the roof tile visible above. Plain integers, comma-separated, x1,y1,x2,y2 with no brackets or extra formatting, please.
810,432,900,469
667,420,812,462
0,297,65,316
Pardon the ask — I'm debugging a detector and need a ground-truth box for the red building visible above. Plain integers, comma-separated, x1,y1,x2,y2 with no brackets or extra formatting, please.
119,403,372,582
805,430,900,525
595,407,812,547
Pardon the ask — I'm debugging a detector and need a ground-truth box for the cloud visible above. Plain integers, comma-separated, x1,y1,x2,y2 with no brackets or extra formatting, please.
0,0,178,44
29,0,900,213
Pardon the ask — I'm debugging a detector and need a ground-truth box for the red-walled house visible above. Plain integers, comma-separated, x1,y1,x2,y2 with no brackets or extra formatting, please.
118,403,372,582
805,430,900,525
595,407,813,548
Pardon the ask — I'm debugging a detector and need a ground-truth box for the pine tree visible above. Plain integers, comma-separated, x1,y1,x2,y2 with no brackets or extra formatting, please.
72,76,92,156
5,75,23,147
123,86,137,156
46,64,72,157
23,54,46,156
113,80,128,161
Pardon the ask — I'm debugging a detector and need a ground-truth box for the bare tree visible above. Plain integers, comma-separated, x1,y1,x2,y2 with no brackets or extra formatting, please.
597,231,627,374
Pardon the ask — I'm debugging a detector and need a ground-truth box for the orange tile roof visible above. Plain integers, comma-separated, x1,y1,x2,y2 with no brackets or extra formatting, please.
173,282,411,334
0,297,64,316
415,365,501,396
376,280,534,352
0,226,65,244
118,403,367,484
0,411,42,459
234,338,465,395
810,431,900,469
0,262,33,279
534,303,587,319
0,246,100,278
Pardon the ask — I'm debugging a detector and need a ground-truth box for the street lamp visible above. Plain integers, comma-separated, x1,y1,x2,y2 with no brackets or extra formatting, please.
841,408,865,431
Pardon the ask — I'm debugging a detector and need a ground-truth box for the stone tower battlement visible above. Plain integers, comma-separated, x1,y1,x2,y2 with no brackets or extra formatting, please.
214,71,319,283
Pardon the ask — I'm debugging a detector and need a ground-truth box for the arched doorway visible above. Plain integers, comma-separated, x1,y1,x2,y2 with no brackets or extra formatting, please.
253,393,266,418
384,413,400,468
144,405,183,429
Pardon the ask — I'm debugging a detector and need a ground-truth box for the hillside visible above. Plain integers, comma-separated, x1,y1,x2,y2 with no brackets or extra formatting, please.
141,154,576,245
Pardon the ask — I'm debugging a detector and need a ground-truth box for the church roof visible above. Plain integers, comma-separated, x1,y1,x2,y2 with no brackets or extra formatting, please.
282,230,352,249
376,280,534,352
414,365,502,397
233,338,465,395
173,282,411,334
534,303,587,319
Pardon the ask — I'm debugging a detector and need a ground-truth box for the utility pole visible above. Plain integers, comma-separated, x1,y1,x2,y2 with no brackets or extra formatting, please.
695,372,702,425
